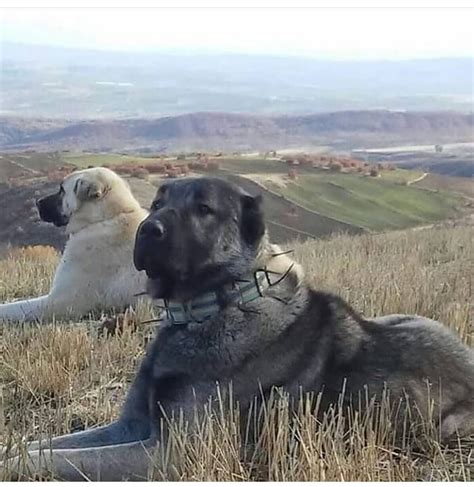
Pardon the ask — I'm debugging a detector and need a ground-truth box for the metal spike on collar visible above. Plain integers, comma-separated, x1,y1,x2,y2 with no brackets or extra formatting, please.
255,263,295,288
268,295,290,305
270,248,295,258
268,263,295,287
140,317,165,324
237,302,261,315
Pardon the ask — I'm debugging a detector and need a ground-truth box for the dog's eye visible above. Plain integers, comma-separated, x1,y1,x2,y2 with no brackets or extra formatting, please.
151,200,163,211
197,204,213,216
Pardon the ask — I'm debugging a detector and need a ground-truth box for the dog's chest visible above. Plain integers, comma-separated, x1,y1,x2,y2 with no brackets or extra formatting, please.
149,317,240,380
148,292,310,383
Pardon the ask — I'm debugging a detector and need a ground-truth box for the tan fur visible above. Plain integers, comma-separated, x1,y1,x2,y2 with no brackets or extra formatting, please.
0,167,149,322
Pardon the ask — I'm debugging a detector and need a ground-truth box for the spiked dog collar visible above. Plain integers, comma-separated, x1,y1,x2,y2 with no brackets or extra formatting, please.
163,270,278,325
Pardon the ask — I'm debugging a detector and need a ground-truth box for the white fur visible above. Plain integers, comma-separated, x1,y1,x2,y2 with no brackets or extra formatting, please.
0,167,149,322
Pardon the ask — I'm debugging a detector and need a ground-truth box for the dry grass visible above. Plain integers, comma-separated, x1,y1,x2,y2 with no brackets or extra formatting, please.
0,227,473,480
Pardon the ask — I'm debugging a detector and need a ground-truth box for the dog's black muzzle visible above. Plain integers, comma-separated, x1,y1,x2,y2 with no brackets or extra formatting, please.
36,193,69,227
134,214,170,278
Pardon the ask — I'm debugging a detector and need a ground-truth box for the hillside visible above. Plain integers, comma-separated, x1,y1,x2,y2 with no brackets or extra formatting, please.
0,151,470,248
214,157,468,232
1,111,473,153
353,144,474,178
0,174,358,250
395,154,474,178
1,225,472,480
252,171,463,231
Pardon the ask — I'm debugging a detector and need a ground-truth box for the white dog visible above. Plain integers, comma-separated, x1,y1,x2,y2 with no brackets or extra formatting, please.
0,167,149,322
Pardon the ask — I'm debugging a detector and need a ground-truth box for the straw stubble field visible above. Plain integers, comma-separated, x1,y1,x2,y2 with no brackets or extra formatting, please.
0,225,473,480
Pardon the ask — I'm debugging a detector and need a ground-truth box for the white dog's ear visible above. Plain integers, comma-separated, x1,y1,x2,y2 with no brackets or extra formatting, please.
74,178,109,201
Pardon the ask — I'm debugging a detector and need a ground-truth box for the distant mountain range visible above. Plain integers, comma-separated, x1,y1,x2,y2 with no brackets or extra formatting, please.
1,42,473,119
1,111,472,153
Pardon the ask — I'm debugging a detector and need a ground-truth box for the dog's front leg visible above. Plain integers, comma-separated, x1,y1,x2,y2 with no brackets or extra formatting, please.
3,358,153,457
0,295,50,322
2,439,157,481
1,419,151,460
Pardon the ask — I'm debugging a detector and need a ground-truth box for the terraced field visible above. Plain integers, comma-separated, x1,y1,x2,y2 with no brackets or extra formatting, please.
216,158,465,231
251,172,463,231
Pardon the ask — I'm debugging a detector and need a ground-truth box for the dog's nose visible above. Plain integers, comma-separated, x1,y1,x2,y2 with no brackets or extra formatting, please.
139,220,165,240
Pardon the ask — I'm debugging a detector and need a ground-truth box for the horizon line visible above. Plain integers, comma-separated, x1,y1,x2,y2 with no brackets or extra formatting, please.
3,40,473,63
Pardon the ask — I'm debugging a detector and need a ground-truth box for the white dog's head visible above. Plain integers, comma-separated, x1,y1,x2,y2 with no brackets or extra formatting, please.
37,167,142,233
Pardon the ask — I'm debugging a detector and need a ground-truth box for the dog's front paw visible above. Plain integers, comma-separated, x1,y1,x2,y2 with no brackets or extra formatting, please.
0,451,52,481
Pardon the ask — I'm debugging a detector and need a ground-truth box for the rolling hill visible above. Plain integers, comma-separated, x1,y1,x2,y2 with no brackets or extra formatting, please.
1,110,473,153
253,172,462,231
0,152,470,249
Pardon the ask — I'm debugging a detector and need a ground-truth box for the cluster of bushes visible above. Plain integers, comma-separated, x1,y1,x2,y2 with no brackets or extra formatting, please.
284,154,365,170
165,165,191,178
283,154,396,177
106,158,220,180
146,163,167,174
188,160,220,171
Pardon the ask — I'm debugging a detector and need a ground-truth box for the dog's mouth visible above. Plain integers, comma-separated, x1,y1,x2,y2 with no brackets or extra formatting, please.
146,274,179,300
38,210,69,227
51,216,69,227
37,198,69,227
144,267,161,280
146,276,164,299
144,266,192,299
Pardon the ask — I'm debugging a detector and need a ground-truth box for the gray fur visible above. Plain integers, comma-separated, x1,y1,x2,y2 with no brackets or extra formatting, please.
2,177,473,481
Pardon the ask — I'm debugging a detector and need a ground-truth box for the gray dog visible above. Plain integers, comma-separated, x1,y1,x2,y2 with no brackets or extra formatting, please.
2,177,473,480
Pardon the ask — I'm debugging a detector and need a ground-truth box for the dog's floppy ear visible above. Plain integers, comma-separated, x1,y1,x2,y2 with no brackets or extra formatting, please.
74,177,109,201
240,193,265,246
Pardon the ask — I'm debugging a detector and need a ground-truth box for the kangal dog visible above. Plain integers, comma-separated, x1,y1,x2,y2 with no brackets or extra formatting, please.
2,177,473,480
0,167,148,322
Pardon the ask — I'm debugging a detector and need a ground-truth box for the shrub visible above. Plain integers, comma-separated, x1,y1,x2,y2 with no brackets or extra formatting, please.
147,163,166,174
329,162,342,172
131,167,150,180
114,165,134,175
166,168,181,178
288,168,298,180
207,161,220,171
178,164,190,175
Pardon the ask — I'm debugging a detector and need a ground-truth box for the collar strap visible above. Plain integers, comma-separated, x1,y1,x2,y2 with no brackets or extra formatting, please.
164,271,270,325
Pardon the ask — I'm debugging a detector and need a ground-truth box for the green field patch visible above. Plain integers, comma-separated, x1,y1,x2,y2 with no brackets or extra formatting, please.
219,158,288,174
263,172,461,231
378,168,425,183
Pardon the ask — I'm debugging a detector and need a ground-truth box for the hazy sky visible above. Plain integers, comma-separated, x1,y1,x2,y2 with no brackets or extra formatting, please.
1,7,473,60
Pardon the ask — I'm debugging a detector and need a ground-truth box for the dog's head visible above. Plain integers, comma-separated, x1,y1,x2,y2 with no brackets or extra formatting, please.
37,167,140,232
134,177,266,300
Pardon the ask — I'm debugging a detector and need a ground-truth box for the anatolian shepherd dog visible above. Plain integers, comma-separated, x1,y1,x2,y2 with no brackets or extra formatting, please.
2,177,473,480
0,167,148,322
